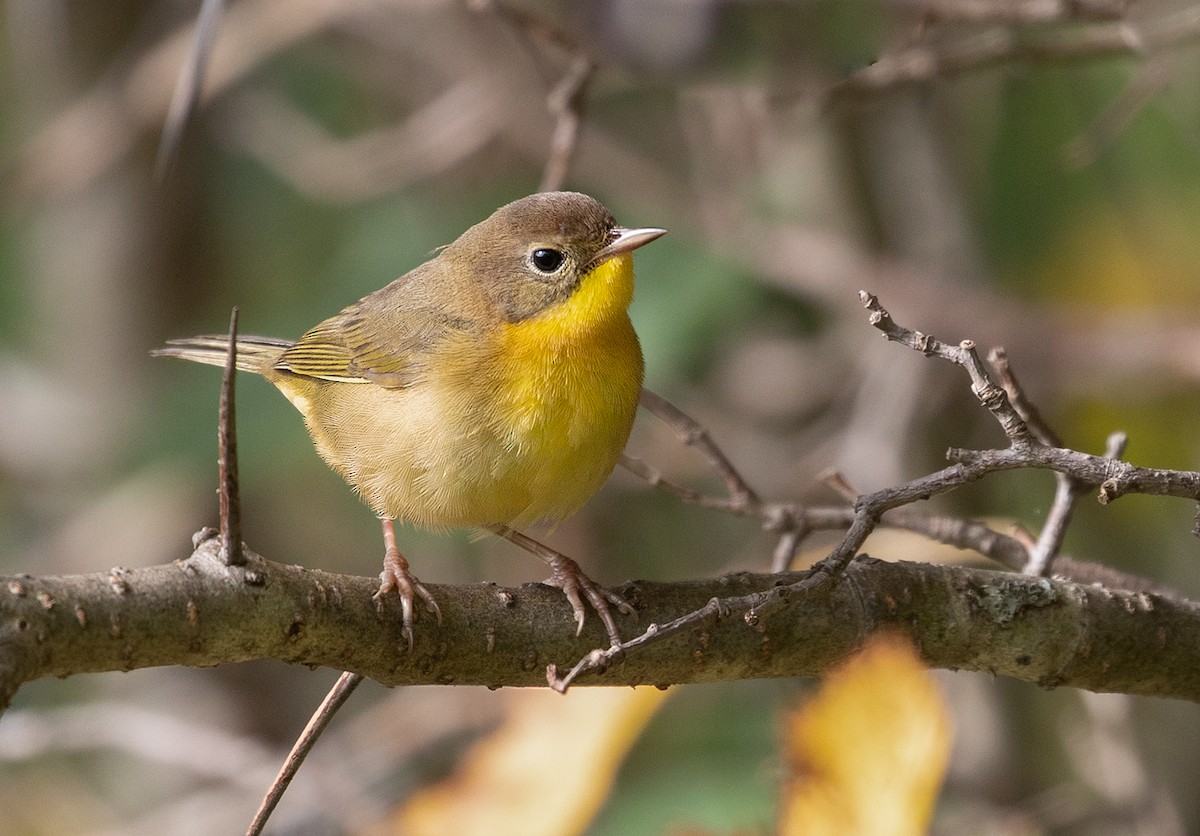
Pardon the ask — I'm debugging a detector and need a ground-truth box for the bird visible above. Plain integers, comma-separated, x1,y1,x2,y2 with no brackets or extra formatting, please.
155,191,665,649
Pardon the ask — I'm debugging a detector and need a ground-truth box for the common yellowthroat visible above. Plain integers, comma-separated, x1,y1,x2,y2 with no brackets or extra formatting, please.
156,191,664,648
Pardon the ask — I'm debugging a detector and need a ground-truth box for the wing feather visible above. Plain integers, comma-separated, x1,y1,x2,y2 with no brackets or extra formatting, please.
273,265,478,389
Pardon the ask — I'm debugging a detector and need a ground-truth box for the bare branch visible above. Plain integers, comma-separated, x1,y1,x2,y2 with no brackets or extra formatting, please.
896,0,1128,25
3,537,1198,705
831,6,1200,98
988,346,1060,446
862,291,1032,443
626,391,1181,600
861,291,1200,507
583,290,1197,690
989,345,1078,575
465,0,596,192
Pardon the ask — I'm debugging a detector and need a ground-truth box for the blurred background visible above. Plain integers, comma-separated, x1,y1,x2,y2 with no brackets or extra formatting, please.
3,0,1200,833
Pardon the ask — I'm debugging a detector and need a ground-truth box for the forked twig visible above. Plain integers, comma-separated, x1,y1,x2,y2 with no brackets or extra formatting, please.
989,344,1079,575
624,390,806,567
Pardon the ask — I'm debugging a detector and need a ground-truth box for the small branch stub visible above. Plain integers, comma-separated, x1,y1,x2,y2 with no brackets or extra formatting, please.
218,307,244,566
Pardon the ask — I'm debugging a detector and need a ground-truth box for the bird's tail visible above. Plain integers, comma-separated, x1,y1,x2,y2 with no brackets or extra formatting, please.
152,334,293,374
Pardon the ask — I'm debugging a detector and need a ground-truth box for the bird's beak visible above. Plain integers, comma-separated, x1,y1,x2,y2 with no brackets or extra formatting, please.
595,227,667,264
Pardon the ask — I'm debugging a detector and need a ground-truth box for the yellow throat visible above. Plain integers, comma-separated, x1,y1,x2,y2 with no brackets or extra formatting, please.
492,252,644,523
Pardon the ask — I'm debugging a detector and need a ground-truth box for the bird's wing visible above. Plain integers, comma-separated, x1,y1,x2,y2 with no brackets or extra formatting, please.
274,313,402,385
275,266,474,389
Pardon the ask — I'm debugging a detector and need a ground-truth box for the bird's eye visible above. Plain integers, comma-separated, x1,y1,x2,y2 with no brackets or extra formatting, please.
530,248,565,273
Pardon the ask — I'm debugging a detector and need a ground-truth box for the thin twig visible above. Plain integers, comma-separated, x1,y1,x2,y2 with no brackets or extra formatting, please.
246,672,364,836
218,307,243,566
770,526,804,573
618,453,749,514
821,469,861,503
539,53,593,192
626,405,1174,595
863,291,1200,505
637,389,762,512
552,507,881,691
467,0,595,192
155,0,226,182
907,0,1128,25
468,0,586,55
830,6,1200,99
1027,476,1083,576
549,575,827,692
861,291,1032,443
1064,56,1175,169
988,346,1060,446
989,345,1079,576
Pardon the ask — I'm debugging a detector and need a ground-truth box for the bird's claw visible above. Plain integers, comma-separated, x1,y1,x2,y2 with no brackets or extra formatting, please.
375,549,441,651
544,554,635,647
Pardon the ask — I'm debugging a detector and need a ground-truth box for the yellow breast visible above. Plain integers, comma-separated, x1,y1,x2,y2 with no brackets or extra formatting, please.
489,252,644,524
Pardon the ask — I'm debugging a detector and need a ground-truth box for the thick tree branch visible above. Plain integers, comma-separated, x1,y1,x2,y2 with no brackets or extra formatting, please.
3,533,1199,709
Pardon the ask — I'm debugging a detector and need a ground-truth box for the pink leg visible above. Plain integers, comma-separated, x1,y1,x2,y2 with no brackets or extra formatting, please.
488,524,635,647
373,518,441,650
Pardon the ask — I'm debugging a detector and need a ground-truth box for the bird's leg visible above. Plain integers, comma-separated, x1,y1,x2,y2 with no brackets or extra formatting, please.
487,524,635,647
373,517,441,650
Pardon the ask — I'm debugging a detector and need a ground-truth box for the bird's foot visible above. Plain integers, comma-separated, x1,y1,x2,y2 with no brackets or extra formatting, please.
373,538,441,651
543,553,636,647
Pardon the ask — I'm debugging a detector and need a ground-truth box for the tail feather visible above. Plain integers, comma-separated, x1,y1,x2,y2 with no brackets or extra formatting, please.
152,334,293,374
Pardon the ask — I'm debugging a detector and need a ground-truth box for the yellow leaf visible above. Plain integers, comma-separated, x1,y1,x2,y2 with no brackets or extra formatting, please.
399,687,669,836
779,633,952,836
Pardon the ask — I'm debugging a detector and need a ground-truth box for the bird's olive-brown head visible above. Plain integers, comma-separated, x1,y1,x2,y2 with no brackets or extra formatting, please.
441,191,665,323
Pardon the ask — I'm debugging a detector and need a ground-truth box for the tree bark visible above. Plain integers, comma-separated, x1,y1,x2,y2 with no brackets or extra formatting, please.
3,533,1198,711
